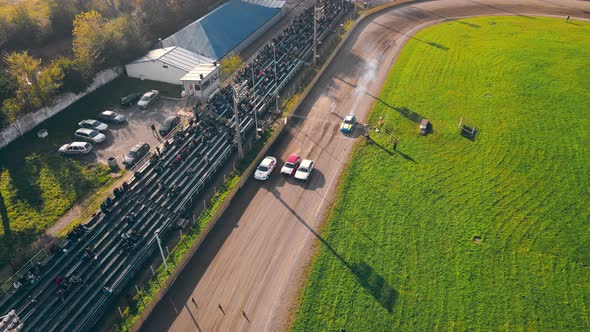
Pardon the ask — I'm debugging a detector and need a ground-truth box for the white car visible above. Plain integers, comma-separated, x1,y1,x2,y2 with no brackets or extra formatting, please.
137,90,160,109
254,156,277,181
59,142,93,155
74,128,106,144
78,119,108,132
294,159,315,180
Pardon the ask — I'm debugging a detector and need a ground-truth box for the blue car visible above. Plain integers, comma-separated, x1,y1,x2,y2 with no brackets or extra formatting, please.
340,113,356,134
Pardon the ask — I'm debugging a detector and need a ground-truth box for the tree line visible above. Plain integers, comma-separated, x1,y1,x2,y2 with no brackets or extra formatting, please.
0,0,224,127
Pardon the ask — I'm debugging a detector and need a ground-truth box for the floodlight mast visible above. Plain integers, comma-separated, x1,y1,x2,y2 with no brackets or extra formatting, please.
231,81,248,159
313,1,324,66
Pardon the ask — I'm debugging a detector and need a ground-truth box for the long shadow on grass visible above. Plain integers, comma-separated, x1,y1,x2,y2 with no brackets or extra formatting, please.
1,156,44,211
334,76,424,124
269,187,398,313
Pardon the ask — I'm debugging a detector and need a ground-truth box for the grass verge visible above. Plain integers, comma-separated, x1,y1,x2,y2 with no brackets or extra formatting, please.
292,16,590,331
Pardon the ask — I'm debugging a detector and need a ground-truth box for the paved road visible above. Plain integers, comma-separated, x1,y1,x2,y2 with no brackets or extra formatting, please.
142,1,590,331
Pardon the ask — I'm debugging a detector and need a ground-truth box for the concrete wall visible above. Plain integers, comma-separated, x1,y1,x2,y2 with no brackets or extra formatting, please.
125,60,186,85
0,67,123,150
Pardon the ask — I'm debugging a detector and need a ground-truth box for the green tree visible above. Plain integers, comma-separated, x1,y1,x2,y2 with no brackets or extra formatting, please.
54,57,89,93
10,4,42,47
73,11,107,78
220,54,243,79
2,52,64,119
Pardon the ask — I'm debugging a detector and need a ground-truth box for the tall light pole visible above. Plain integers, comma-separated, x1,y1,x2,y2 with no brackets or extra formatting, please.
231,80,249,159
273,43,280,114
313,2,324,66
251,66,260,139
154,228,168,272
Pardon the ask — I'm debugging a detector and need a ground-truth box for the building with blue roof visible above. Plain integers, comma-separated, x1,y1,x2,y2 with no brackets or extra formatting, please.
162,0,286,60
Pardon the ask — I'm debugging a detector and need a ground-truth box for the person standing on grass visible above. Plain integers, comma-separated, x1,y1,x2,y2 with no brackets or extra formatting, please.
566,15,570,23
393,138,398,151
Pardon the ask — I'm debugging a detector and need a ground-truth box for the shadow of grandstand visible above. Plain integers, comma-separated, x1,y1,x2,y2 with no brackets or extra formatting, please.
270,188,397,313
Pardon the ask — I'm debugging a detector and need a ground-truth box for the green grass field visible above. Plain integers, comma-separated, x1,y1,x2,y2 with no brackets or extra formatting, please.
293,16,590,331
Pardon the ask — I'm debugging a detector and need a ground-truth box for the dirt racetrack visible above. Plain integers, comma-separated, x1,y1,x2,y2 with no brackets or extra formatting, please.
141,1,590,331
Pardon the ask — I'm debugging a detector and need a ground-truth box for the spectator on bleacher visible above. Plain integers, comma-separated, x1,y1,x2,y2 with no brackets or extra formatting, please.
26,272,37,285
13,280,22,291
102,286,112,294
57,288,66,301
82,247,98,262
158,182,168,191
122,181,130,192
69,275,82,285
56,275,64,286
168,185,179,198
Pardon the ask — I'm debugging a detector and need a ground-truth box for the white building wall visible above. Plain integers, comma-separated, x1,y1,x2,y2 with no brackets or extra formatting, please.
125,60,187,85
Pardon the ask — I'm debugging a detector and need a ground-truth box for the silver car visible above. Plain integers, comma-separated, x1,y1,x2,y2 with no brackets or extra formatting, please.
59,142,93,155
78,119,108,132
137,90,160,109
74,128,106,144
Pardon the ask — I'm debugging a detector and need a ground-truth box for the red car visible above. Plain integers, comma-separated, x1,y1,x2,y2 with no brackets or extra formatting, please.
280,154,302,176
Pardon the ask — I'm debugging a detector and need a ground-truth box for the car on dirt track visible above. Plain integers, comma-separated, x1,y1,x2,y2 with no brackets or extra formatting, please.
137,90,160,109
294,159,315,180
254,156,277,181
281,154,302,176
74,128,106,144
59,142,93,155
78,119,108,132
340,113,356,133
97,110,126,124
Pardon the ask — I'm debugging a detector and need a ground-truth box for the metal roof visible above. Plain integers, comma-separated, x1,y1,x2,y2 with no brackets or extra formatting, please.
162,0,283,60
181,64,218,81
129,46,215,72
243,0,286,8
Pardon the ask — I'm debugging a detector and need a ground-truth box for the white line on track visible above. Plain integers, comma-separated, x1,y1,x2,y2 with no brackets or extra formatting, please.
315,158,343,217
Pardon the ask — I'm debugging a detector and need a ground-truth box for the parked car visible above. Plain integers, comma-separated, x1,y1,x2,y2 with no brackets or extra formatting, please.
281,154,302,176
122,142,150,169
59,142,93,155
97,110,126,124
340,113,356,133
254,156,277,181
120,93,140,107
159,115,179,136
78,119,108,132
74,128,106,144
294,159,315,180
137,90,160,109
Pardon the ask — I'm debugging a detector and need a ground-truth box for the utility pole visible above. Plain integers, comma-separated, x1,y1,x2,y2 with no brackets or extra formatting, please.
250,65,260,139
231,81,249,159
273,43,280,114
313,1,324,66
154,228,168,272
